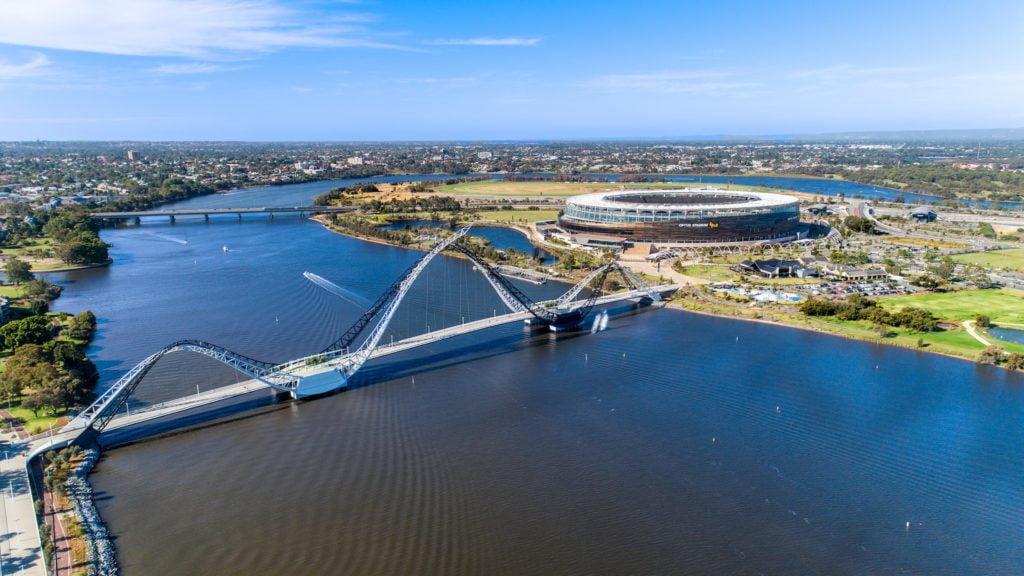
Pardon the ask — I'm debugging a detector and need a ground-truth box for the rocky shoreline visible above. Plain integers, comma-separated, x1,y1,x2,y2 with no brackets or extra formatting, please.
66,449,118,575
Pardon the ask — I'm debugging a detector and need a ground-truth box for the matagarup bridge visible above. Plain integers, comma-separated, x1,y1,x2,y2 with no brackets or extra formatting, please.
41,226,674,450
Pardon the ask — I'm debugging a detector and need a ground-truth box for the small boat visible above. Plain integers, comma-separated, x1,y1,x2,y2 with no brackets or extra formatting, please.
222,245,229,253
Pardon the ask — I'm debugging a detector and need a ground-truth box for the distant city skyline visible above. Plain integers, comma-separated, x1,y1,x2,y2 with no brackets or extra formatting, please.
0,0,1022,140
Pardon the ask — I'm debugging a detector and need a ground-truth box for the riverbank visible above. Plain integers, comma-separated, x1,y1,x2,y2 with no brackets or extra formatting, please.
668,288,1024,370
313,213,591,283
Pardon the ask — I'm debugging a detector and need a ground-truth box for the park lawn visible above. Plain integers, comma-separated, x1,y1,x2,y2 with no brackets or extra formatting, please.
674,290,1024,362
474,209,560,223
878,288,1024,324
952,249,1024,273
1,237,57,257
806,316,1024,359
678,265,738,283
4,398,66,435
0,284,26,298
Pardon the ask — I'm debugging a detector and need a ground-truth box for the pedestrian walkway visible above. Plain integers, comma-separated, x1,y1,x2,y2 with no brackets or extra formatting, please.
0,434,46,576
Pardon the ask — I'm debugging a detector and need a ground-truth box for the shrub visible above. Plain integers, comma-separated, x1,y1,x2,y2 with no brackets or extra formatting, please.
978,346,1004,365
1005,353,1024,371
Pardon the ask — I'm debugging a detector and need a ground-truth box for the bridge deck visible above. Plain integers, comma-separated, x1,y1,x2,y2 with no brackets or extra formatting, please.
91,206,356,218
29,285,675,453
13,285,674,575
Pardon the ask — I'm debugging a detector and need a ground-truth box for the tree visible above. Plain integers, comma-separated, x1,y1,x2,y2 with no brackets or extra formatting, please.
931,256,956,281
843,216,875,234
63,310,96,341
42,209,99,243
3,258,33,285
800,298,840,316
1006,353,1024,371
0,316,53,350
22,278,61,300
44,372,89,412
0,344,48,397
44,340,99,388
53,231,109,265
975,315,991,328
22,392,46,418
978,346,1004,365
889,306,937,332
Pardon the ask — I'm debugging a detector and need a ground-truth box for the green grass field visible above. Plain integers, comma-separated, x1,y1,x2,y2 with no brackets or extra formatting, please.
678,265,737,283
0,284,26,298
473,209,560,223
433,180,793,198
879,288,1024,324
4,398,65,434
952,249,1024,273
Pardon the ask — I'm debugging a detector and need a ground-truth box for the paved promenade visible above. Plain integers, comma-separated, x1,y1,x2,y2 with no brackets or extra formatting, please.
0,435,46,576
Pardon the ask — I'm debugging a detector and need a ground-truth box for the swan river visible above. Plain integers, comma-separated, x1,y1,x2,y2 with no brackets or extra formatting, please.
43,176,1024,575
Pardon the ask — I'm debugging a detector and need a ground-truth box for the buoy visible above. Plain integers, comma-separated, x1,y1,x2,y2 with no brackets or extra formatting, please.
776,405,781,413
905,521,911,529
712,436,716,443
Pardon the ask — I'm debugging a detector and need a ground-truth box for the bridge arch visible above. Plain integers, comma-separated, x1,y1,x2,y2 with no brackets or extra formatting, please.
63,226,662,435
62,339,299,433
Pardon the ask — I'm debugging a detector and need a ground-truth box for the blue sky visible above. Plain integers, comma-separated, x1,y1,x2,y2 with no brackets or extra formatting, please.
1,0,1022,140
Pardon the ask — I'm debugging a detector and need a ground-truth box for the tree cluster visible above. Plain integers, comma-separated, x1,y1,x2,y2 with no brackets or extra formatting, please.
363,196,462,214
2,340,98,416
978,346,1024,370
2,258,33,285
842,216,876,234
313,184,380,206
800,295,938,332
41,209,109,265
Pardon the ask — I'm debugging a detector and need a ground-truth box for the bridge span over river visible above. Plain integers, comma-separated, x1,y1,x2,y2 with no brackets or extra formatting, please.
5,227,676,575
90,205,356,223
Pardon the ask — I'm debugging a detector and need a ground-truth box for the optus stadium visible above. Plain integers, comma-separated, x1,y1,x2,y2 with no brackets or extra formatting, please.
558,188,801,245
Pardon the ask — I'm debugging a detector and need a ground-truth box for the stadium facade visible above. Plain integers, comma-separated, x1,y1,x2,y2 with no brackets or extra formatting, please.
558,189,801,244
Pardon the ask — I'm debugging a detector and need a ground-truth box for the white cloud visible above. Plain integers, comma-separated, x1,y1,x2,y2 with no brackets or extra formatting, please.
0,52,51,79
151,62,238,74
423,37,541,47
0,0,394,58
787,64,923,80
583,70,758,93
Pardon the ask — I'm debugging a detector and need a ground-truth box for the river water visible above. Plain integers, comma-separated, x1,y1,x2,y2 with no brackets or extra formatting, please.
47,178,1024,575
379,219,556,265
